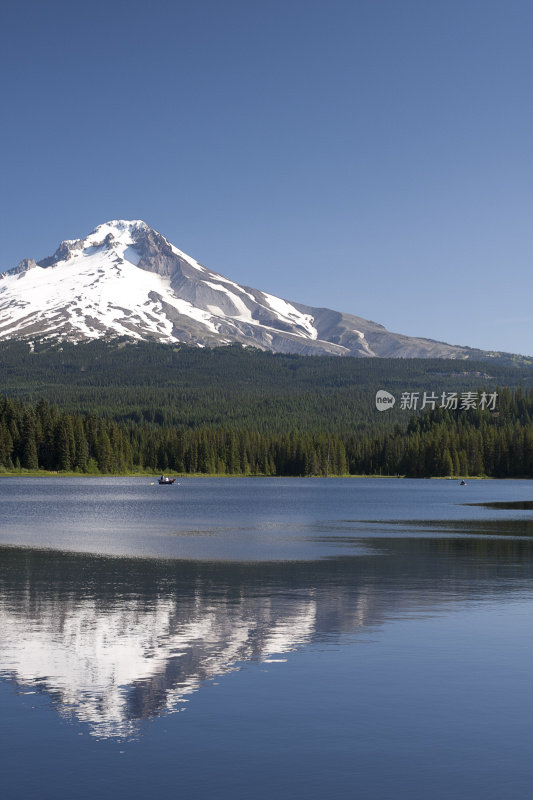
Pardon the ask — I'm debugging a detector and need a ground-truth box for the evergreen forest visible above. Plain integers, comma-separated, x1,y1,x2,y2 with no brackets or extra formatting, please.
0,339,532,477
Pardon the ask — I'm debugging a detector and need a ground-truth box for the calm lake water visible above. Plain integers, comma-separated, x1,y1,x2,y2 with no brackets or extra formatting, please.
1,477,533,799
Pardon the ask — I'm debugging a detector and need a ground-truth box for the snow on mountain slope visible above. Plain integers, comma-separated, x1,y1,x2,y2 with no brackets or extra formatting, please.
0,220,349,354
0,221,219,343
0,219,497,358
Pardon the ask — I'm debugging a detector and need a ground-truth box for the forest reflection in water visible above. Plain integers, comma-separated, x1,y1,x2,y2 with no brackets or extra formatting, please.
2,532,533,740
466,500,533,511
348,515,533,538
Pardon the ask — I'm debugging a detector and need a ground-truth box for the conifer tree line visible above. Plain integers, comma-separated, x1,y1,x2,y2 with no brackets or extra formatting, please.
2,340,532,436
1,388,532,477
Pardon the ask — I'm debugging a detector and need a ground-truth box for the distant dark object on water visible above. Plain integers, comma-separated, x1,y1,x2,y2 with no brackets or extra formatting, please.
158,476,176,485
460,480,467,486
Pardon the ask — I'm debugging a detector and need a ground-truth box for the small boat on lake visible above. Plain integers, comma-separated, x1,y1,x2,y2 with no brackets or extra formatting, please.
158,476,176,485
460,480,467,486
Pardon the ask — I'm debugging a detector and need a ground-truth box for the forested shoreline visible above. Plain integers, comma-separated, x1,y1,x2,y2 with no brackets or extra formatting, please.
1,342,532,477
1,388,532,478
2,340,532,434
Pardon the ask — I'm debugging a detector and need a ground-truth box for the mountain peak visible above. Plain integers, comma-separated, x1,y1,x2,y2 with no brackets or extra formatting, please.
0,220,519,361
89,219,150,238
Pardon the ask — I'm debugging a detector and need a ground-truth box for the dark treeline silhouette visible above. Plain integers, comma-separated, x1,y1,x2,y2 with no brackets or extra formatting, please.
1,387,532,477
1,340,532,435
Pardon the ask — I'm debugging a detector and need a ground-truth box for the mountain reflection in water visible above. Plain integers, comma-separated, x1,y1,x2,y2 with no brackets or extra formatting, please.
2,536,533,740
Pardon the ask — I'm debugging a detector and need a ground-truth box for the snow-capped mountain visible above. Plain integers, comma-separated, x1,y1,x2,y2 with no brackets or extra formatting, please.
0,219,500,358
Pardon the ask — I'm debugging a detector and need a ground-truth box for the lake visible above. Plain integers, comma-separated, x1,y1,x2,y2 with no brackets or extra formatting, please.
1,477,533,799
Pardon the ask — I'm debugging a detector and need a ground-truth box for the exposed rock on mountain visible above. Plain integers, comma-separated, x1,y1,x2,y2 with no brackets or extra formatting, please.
0,219,514,359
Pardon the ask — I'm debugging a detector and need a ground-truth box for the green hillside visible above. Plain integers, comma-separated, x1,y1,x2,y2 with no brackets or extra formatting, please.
1,339,532,435
1,386,532,478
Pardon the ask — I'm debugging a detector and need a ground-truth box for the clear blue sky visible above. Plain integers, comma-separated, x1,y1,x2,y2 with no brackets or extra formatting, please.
1,0,531,354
